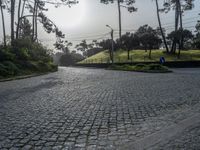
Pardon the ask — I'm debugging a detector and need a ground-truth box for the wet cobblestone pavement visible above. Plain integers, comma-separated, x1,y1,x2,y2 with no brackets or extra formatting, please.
151,124,200,150
0,67,200,150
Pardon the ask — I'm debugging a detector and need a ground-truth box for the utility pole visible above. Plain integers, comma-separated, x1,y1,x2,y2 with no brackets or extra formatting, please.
106,25,114,64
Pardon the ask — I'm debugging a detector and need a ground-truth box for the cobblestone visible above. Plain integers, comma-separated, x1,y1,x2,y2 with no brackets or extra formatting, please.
151,123,200,150
0,67,200,149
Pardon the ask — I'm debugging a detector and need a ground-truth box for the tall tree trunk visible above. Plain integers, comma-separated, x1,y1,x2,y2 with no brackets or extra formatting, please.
32,0,36,41
34,1,38,41
0,1,6,46
19,0,26,37
127,49,130,60
155,0,169,53
178,41,181,58
117,0,122,43
179,0,183,52
11,0,16,46
21,0,26,17
149,49,152,59
171,0,180,54
16,0,22,39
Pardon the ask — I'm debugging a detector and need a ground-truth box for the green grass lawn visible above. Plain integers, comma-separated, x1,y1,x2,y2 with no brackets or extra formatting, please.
79,49,200,64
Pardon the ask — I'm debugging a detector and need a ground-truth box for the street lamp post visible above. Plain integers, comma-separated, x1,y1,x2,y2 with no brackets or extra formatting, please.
106,25,114,64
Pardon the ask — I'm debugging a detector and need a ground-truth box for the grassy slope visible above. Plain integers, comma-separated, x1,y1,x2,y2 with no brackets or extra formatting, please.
79,49,200,63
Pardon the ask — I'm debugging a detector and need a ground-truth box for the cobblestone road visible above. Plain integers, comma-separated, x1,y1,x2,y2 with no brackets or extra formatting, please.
0,67,200,150
153,124,200,150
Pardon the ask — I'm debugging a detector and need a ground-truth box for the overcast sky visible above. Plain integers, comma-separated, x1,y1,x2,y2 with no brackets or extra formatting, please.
0,0,199,50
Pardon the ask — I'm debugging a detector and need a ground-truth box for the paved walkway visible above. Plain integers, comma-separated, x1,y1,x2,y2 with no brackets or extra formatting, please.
0,67,200,150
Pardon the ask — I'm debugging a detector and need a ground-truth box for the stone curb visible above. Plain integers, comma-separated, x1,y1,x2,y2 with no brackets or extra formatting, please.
0,72,53,82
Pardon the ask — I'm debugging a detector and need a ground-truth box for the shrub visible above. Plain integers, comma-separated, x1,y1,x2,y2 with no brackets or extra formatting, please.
145,64,168,71
49,63,58,71
108,64,122,70
108,64,134,71
13,38,32,49
3,61,20,75
0,47,15,61
121,64,134,71
108,63,170,73
28,42,51,62
15,48,30,60
37,61,47,71
37,61,57,72
0,39,57,78
60,52,85,66
134,64,146,71
0,63,9,77
135,64,146,67
20,61,39,71
13,38,52,62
